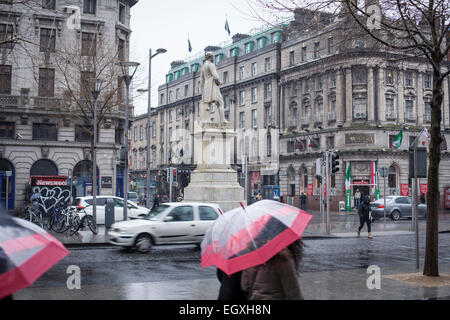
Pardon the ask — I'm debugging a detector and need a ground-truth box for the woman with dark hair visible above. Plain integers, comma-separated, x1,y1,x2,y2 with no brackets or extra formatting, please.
240,238,305,300
357,195,373,239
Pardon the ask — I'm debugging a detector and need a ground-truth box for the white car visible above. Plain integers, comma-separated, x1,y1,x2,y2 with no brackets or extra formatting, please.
73,196,150,225
107,202,221,253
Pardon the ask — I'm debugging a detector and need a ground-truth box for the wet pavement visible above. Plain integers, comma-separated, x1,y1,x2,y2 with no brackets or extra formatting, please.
13,232,450,300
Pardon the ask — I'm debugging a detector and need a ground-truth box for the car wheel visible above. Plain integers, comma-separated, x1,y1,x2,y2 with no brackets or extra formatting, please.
135,234,152,253
391,210,401,221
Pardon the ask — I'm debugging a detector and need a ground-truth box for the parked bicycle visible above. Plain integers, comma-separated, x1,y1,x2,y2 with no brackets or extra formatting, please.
25,203,43,229
48,201,76,233
70,204,98,235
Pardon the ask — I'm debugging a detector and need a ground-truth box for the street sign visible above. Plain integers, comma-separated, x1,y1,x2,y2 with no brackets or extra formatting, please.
5,171,12,177
378,167,388,178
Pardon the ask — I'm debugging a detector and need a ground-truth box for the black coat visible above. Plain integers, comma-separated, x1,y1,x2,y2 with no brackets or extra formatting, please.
216,269,248,300
358,201,371,218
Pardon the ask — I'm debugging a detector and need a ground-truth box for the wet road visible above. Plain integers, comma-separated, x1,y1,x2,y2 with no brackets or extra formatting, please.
14,232,450,300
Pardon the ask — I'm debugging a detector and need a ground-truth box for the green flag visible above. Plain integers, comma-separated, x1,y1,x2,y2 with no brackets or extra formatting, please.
345,165,351,190
390,130,403,149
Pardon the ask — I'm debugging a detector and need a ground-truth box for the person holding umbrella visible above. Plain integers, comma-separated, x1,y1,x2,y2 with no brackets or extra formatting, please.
201,200,311,300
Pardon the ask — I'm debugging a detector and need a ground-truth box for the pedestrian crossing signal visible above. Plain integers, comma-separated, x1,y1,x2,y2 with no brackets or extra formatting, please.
331,153,339,174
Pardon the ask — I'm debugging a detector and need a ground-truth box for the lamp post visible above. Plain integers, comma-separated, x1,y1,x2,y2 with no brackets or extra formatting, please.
87,78,107,224
116,61,140,221
137,48,166,209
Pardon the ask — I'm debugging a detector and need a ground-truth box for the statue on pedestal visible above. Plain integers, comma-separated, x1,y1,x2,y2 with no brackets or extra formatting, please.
200,52,229,124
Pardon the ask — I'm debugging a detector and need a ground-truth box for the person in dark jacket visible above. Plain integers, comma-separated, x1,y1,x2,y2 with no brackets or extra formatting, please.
241,239,304,300
216,268,248,300
420,193,426,204
357,195,373,239
152,194,160,210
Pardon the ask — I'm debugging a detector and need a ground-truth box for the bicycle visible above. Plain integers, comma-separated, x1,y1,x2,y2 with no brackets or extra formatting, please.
70,205,98,235
48,201,75,233
25,203,43,228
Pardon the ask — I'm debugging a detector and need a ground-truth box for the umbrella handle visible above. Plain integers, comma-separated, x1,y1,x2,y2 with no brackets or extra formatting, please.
218,208,224,215
239,202,246,211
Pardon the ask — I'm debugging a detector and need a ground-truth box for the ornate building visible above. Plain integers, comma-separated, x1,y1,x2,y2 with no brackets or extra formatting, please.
0,0,138,213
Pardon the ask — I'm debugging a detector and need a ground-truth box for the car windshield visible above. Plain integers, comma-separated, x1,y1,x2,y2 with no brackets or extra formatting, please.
144,205,170,221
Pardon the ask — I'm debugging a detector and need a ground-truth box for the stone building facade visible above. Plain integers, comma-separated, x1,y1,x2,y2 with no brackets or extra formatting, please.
132,10,450,208
0,0,138,213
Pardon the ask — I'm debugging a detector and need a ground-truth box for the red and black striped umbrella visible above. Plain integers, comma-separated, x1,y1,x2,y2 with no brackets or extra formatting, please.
201,200,312,276
0,211,69,299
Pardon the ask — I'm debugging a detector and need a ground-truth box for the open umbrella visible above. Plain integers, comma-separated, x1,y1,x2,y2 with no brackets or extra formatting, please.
0,210,69,299
201,200,312,276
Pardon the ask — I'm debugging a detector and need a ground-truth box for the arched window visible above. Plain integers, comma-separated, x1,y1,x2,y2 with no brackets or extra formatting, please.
30,159,58,176
266,133,272,157
388,165,398,189
287,165,295,182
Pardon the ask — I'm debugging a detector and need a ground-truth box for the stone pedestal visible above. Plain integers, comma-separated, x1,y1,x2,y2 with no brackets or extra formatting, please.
183,121,245,212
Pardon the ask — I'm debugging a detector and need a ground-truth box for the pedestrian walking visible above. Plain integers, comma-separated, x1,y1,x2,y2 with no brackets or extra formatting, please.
152,194,160,210
357,195,373,239
300,192,306,210
420,193,426,204
354,189,361,209
241,239,304,300
216,268,248,300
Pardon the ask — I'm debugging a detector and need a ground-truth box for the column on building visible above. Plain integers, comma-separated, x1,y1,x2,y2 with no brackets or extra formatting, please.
378,67,386,122
345,67,352,124
417,72,424,124
443,75,449,126
336,68,345,125
398,69,405,123
323,72,329,126
367,67,375,122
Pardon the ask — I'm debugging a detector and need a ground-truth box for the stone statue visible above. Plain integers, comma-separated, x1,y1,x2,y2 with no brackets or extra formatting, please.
200,52,228,124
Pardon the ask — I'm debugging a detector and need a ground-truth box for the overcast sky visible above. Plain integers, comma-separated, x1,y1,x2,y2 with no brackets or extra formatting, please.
129,0,290,116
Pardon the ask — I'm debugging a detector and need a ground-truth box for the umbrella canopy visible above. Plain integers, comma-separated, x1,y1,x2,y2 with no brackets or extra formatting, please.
0,211,69,299
201,200,312,276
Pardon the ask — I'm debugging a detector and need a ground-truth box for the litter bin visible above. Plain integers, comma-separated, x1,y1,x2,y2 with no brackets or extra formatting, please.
105,198,115,228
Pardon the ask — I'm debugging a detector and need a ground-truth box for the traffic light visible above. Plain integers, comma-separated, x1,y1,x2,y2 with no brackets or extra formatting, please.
172,169,177,183
161,168,169,182
331,153,340,174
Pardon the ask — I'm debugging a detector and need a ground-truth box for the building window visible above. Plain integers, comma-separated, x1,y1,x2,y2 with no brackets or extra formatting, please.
304,78,310,92
39,68,55,97
184,85,189,97
75,125,92,142
424,100,431,122
176,88,180,100
33,123,57,141
251,87,257,103
80,71,94,99
289,51,295,66
267,133,272,157
169,109,173,122
83,0,96,14
118,39,125,61
386,69,394,85
405,99,415,120
0,121,14,139
352,67,367,84
133,126,138,142
42,0,56,9
353,97,367,119
151,121,156,137
405,71,414,87
316,75,323,90
314,42,320,58
326,136,335,149
388,166,397,188
240,90,245,106
251,62,257,76
139,125,143,140
160,93,164,105
0,65,11,94
301,46,307,62
251,109,257,128
327,37,334,54
223,71,228,84
264,83,272,99
239,112,245,129
385,95,396,119
239,66,245,80
168,91,173,102
423,73,431,89
0,24,14,49
169,127,173,141
40,28,55,52
119,4,126,24
265,104,272,127
81,32,96,56
265,57,271,72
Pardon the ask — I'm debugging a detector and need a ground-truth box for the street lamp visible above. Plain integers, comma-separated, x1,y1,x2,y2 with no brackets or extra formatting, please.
116,61,140,221
87,78,107,225
138,48,167,209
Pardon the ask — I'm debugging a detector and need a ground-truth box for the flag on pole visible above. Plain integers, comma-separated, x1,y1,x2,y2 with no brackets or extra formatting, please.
371,162,376,193
441,134,448,151
390,130,403,148
225,18,231,36
345,165,351,190
421,128,431,142
188,38,192,53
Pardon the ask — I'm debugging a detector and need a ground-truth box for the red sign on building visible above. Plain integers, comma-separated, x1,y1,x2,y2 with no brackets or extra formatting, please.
400,184,410,196
307,184,313,196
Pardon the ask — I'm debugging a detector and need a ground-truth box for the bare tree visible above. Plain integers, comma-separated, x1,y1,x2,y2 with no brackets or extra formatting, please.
250,0,449,276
